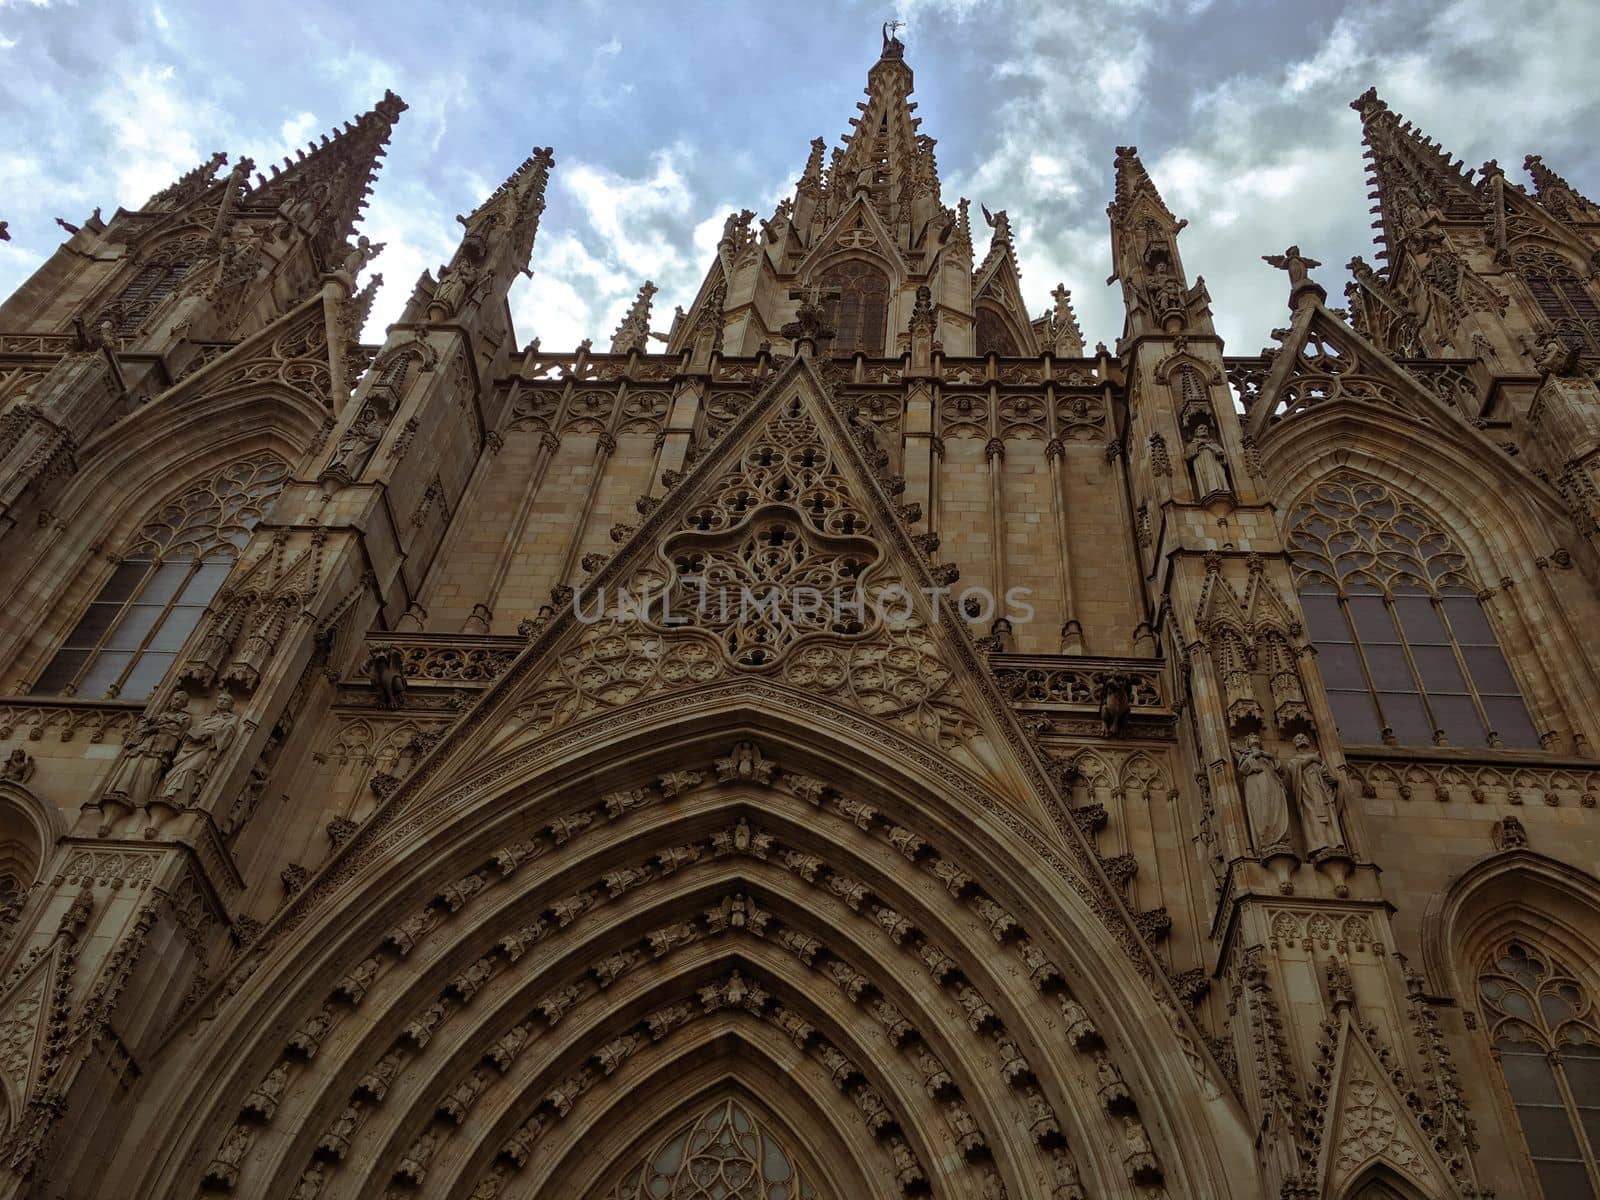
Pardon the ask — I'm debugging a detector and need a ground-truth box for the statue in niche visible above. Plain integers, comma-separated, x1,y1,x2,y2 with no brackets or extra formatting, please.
1185,422,1231,499
1234,732,1291,856
155,691,241,809
102,690,192,811
1284,732,1347,856
326,405,384,479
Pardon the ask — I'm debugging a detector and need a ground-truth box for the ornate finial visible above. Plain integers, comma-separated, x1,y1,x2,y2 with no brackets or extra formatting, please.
1349,86,1388,119
610,280,659,354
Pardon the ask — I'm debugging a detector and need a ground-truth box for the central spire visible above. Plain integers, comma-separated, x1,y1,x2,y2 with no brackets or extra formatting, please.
789,27,943,249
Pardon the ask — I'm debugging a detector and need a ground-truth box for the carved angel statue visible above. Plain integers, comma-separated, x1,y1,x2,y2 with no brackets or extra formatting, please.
1532,331,1581,378
102,690,192,810
1261,245,1322,289
337,234,384,281
1185,422,1231,500
155,690,241,809
1284,732,1347,856
1234,732,1291,856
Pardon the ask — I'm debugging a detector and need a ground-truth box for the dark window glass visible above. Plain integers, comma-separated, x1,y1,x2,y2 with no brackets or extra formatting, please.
820,260,889,357
1479,942,1600,1196
1289,474,1542,748
31,453,287,698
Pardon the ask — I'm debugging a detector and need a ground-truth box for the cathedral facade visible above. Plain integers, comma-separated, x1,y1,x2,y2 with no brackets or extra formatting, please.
0,26,1599,1200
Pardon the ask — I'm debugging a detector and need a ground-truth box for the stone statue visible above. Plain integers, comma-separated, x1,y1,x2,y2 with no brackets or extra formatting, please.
155,691,240,809
1235,732,1291,855
1261,245,1322,289
0,748,34,785
1284,732,1346,856
327,406,384,479
1099,673,1131,737
1533,332,1581,378
102,691,192,810
337,234,383,280
363,644,407,708
430,258,483,319
1186,422,1231,499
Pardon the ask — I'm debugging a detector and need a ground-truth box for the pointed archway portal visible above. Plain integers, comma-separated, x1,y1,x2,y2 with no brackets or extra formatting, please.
112,357,1254,1199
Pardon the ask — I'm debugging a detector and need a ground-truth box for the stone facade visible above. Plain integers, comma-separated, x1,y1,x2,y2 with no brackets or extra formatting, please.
0,28,1596,1200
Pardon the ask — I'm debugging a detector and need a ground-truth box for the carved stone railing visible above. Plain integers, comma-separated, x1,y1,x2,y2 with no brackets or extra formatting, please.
990,654,1172,742
1345,746,1600,809
0,333,78,356
990,655,1164,709
0,698,145,744
340,634,524,712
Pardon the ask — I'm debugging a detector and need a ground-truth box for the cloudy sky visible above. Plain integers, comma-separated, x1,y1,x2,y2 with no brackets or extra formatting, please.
2,0,1597,356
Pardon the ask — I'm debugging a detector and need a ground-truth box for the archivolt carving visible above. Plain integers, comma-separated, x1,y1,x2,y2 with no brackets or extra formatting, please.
195,764,1165,1197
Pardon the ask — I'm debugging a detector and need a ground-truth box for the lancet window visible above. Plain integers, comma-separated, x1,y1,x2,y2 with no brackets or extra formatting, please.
821,260,888,357
1515,246,1600,356
1478,939,1600,1197
31,453,288,700
975,305,1019,356
101,234,208,336
602,1096,822,1200
1287,473,1539,748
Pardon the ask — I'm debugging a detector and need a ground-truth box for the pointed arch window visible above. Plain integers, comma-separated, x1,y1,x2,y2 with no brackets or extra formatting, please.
31,453,287,700
1478,939,1600,1197
1287,474,1539,748
602,1096,823,1200
98,234,208,337
820,260,888,358
975,305,1019,356
1514,246,1600,356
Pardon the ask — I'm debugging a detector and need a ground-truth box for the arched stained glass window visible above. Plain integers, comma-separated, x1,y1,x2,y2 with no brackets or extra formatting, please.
603,1096,823,1200
975,306,1019,356
1514,246,1600,356
820,260,888,358
1287,473,1540,748
31,453,287,700
1479,939,1600,1198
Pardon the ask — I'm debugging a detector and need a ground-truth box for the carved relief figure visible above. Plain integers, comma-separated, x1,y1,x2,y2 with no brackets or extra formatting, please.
102,690,192,810
155,690,240,809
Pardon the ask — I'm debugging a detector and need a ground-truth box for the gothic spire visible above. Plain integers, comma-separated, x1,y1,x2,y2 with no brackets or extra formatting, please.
1108,145,1178,228
1049,284,1085,356
455,146,556,275
1349,87,1482,265
144,150,230,211
1524,153,1600,222
246,89,407,260
791,30,943,252
417,147,555,328
610,280,658,353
